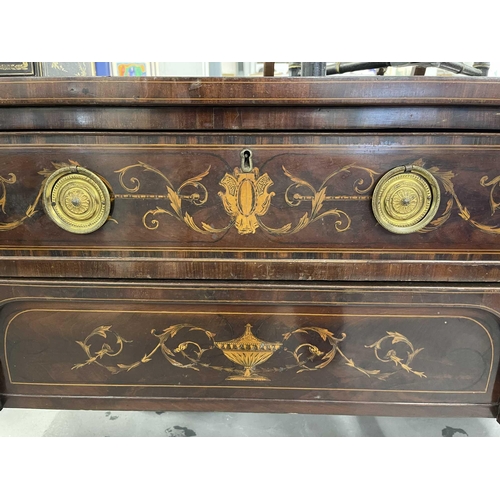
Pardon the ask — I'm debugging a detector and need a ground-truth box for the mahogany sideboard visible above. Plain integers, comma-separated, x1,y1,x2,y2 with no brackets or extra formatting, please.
0,76,499,422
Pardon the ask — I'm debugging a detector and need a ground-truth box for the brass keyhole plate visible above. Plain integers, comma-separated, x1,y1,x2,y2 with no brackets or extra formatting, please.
372,165,441,234
43,166,111,234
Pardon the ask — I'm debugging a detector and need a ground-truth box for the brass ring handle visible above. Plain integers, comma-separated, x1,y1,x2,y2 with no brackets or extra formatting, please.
43,165,111,234
372,165,440,234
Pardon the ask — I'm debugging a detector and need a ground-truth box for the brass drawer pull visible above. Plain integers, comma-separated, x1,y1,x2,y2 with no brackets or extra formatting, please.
372,165,440,234
43,165,111,234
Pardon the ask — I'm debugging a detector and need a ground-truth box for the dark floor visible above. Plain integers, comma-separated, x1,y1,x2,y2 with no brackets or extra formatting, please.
0,409,499,436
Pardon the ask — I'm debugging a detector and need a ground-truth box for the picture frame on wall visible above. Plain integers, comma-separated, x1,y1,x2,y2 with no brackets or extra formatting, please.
110,62,157,76
0,62,42,77
40,62,96,77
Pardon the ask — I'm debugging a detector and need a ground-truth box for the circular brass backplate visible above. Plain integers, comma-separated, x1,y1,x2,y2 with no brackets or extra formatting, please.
43,166,111,234
372,165,440,234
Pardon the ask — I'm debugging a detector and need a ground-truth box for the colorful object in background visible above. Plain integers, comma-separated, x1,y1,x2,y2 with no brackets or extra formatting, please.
117,63,148,76
94,62,111,76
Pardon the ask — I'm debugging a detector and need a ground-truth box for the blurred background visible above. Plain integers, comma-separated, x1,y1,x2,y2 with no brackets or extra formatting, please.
2,61,500,77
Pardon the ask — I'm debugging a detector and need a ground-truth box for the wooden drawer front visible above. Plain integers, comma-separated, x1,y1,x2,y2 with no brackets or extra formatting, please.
1,281,499,415
3,134,500,280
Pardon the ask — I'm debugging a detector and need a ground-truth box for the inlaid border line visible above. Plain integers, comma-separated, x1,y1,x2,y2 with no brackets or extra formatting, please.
4,308,494,394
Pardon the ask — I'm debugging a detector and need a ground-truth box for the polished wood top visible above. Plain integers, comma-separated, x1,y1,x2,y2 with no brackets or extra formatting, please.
1,76,500,107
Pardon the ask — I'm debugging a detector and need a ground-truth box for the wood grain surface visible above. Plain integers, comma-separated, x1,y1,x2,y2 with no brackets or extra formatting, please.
1,77,499,420
2,133,500,280
1,280,498,417
1,77,500,106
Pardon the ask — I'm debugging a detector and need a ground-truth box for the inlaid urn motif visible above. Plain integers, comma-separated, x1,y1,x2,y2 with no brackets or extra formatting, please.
214,324,282,381
73,321,426,382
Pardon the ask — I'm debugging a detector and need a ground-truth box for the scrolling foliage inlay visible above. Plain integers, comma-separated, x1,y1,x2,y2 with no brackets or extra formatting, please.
115,161,378,235
4,157,500,237
73,322,426,382
0,161,72,231
115,158,500,237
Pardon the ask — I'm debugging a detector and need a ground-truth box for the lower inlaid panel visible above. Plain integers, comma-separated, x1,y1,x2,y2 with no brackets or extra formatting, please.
0,280,499,417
